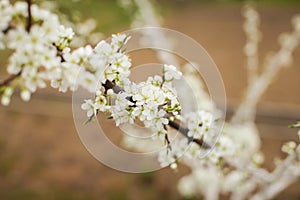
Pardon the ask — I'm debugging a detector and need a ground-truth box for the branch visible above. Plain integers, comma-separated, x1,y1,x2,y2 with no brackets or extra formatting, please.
101,80,211,149
2,25,13,34
250,145,300,200
102,80,124,94
26,0,32,32
131,0,179,66
0,71,22,87
250,172,298,200
242,4,261,86
231,27,300,123
168,120,211,149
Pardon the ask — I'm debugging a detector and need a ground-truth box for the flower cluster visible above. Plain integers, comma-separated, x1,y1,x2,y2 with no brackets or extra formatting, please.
0,0,231,172
0,0,11,49
92,34,131,85
158,137,189,169
79,38,221,169
282,122,300,156
0,0,74,104
158,110,219,168
51,45,93,92
52,34,131,93
82,62,183,141
0,0,131,105
183,111,214,138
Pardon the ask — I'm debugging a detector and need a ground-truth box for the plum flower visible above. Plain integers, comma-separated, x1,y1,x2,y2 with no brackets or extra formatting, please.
163,64,182,82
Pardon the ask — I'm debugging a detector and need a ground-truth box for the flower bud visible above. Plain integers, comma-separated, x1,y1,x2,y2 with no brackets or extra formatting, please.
1,95,10,106
20,89,31,102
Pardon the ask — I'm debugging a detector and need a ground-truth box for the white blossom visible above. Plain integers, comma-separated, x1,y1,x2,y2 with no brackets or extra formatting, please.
20,89,31,102
158,148,176,168
183,110,214,139
81,99,97,118
163,64,182,81
282,141,297,155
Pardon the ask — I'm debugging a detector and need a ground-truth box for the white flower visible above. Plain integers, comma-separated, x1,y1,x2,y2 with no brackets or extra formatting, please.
95,92,109,112
282,141,297,154
111,34,130,50
64,45,92,65
154,109,169,126
7,25,28,49
158,148,176,168
55,25,74,49
20,89,31,101
110,92,133,126
224,123,260,159
1,87,14,106
178,175,197,197
77,71,97,93
81,99,97,118
58,25,74,40
12,1,27,16
183,111,214,138
55,62,80,92
147,75,163,86
292,14,300,32
40,48,61,71
1,95,10,106
111,53,131,71
141,104,158,122
95,40,113,56
111,108,131,126
163,64,182,81
222,171,245,192
171,138,189,158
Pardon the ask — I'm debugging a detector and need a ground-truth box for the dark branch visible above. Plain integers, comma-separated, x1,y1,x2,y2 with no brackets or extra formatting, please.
55,46,66,62
0,71,22,87
102,80,124,94
26,0,32,32
2,25,13,34
168,120,211,149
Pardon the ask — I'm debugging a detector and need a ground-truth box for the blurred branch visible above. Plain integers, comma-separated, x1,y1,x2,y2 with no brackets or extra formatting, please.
0,71,22,87
231,14,300,124
250,145,300,200
242,4,261,85
130,0,179,66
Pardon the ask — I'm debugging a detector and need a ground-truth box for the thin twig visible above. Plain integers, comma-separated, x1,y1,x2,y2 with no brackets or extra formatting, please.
53,43,66,62
0,71,22,87
2,25,13,34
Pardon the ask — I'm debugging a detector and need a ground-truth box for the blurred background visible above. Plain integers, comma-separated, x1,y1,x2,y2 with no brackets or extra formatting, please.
0,0,300,199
